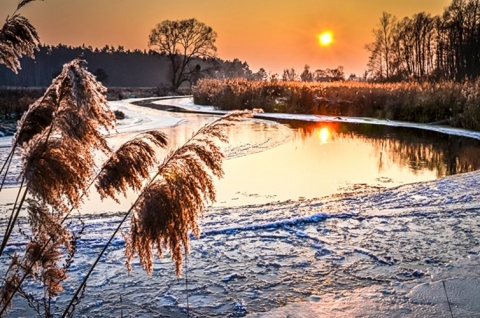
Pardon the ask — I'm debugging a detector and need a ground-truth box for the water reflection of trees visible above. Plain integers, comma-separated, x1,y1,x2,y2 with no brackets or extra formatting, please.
290,121,480,178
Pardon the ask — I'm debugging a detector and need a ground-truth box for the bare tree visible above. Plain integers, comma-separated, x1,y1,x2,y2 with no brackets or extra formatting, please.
148,18,218,91
391,13,437,80
300,65,313,82
367,0,480,82
366,12,396,80
282,68,298,81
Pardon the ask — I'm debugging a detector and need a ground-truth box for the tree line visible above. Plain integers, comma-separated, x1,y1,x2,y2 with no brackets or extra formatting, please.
278,65,347,82
367,0,480,82
0,43,259,88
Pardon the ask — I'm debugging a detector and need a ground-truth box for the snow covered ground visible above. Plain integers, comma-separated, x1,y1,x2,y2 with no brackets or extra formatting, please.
1,97,479,317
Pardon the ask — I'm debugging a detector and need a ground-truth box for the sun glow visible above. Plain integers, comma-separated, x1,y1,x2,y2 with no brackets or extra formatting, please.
318,32,333,46
318,127,330,144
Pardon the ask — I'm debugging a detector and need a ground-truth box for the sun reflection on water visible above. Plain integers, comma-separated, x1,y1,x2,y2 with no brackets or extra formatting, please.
318,127,330,143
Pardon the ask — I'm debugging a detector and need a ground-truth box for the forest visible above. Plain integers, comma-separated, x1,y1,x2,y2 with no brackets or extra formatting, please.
366,0,480,81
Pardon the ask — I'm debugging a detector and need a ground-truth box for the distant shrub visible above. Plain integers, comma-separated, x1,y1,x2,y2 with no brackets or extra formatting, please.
0,88,43,119
193,79,480,131
114,109,126,120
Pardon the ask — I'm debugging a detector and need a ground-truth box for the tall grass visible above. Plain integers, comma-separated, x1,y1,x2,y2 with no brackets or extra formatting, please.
193,78,480,131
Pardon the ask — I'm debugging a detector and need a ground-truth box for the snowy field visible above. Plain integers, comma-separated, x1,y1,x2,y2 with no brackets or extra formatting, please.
1,97,479,317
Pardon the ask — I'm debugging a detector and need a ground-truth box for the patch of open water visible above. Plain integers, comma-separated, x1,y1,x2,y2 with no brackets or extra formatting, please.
213,119,480,207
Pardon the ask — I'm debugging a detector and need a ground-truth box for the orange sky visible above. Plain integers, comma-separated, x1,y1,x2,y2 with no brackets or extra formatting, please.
1,0,451,75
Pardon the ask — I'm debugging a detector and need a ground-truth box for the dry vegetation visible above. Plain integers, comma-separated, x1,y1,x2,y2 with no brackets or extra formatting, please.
193,78,480,131
0,57,253,317
0,88,43,119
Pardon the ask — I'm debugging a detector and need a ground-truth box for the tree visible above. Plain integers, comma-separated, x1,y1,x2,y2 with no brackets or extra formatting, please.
366,12,396,80
216,58,253,79
282,68,298,81
313,66,345,82
252,67,268,81
300,65,313,82
442,0,480,80
148,18,218,91
328,66,345,81
366,0,480,82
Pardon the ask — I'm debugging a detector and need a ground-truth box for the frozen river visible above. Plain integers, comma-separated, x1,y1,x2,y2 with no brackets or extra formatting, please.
1,97,479,317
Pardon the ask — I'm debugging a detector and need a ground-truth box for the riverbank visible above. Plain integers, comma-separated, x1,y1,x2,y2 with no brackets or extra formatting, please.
193,79,480,132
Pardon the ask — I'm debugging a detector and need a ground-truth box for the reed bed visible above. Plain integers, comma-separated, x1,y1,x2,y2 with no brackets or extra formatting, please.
193,79,480,131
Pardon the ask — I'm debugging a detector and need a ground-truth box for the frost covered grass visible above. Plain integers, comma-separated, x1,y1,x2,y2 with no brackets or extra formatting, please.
193,78,480,131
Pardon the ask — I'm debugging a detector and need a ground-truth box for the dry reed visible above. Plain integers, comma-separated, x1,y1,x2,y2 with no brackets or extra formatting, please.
0,13,39,73
126,110,254,276
96,130,168,201
1,59,116,315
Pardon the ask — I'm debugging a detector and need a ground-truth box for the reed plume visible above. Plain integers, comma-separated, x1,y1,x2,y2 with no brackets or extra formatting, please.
0,14,39,73
24,199,70,297
63,110,255,317
1,58,115,315
96,131,168,202
13,97,55,146
125,110,254,276
16,58,114,144
0,199,71,312
0,2,41,187
18,59,115,214
0,261,20,312
16,0,44,11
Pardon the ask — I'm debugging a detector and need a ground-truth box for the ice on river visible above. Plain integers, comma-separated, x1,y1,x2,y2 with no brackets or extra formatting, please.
1,97,479,317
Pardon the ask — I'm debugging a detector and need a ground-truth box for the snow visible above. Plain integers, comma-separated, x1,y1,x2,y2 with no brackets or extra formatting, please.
1,97,480,317
109,98,185,134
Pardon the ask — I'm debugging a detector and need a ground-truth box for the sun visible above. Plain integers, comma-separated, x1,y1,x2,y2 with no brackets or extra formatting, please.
318,32,333,46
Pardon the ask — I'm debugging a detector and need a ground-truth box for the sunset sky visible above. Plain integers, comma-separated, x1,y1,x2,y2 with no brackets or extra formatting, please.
1,0,451,76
